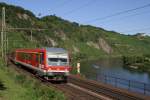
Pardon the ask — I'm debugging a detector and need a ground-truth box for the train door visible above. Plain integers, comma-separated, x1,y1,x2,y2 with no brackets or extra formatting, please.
35,53,44,69
31,53,36,66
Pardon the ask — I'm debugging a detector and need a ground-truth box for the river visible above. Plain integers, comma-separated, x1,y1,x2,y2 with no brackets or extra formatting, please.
80,57,150,94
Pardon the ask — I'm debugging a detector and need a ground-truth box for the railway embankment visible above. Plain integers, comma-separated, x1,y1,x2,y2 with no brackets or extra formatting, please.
0,59,65,100
8,57,150,100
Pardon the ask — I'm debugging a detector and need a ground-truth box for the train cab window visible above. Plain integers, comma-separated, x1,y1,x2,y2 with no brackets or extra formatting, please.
48,58,68,66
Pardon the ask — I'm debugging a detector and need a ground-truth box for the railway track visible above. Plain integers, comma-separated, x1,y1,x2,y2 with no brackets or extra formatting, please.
7,58,111,100
69,75,150,100
7,58,150,100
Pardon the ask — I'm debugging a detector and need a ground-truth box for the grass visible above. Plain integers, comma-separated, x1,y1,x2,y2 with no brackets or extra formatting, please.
0,59,66,100
104,32,150,56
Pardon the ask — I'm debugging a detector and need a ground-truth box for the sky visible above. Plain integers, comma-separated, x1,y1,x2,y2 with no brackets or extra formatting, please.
1,0,150,35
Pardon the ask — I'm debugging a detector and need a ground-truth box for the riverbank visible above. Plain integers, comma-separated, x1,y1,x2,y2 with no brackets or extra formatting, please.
122,55,150,73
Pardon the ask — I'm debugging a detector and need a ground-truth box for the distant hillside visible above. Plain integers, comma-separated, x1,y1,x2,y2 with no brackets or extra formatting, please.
0,2,150,61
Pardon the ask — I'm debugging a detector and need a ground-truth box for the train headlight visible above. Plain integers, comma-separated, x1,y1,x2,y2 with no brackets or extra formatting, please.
43,70,46,73
48,68,51,71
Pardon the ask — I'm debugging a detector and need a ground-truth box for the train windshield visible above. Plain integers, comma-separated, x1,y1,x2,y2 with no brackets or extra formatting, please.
48,58,68,66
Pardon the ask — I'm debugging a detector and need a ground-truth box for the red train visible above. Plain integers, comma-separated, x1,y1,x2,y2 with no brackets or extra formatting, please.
12,47,71,82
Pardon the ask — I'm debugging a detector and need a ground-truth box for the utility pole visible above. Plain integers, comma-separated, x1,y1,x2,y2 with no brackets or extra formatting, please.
6,38,8,53
1,7,6,59
1,7,4,58
0,7,47,59
1,7,7,64
30,29,32,41
3,7,7,59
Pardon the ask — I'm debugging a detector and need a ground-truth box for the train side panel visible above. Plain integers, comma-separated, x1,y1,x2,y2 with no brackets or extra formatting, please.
15,49,47,76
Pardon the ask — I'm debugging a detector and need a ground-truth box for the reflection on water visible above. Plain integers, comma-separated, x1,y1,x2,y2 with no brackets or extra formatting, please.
81,58,150,84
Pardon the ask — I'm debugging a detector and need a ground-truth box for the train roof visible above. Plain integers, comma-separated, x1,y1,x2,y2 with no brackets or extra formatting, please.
45,48,67,53
16,47,67,53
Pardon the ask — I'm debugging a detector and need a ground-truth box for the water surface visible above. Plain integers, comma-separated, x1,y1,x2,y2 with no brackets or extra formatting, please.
81,57,150,84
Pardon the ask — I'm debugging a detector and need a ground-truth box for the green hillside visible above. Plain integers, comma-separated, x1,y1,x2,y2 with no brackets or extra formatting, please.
1,2,150,60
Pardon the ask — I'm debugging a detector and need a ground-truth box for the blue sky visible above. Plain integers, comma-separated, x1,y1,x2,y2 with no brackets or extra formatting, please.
1,0,150,35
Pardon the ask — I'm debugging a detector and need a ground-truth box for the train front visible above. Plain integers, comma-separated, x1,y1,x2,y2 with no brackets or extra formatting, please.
45,48,71,81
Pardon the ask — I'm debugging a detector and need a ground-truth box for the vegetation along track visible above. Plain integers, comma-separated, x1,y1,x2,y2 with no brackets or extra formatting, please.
7,56,150,100
7,57,111,100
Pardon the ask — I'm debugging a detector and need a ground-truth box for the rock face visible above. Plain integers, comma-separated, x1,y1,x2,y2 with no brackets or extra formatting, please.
73,46,80,53
55,31,67,40
86,38,113,54
98,38,113,54
87,41,100,49
17,13,30,20
45,36,57,47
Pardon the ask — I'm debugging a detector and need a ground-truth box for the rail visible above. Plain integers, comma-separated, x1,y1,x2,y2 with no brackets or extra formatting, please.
96,73,150,95
69,75,149,100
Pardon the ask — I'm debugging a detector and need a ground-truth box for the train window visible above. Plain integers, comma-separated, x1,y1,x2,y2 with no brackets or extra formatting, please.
23,53,26,60
49,58,67,62
27,53,32,60
19,52,25,60
49,58,57,62
36,54,39,62
22,53,26,60
18,53,31,60
48,58,68,66
26,53,28,60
